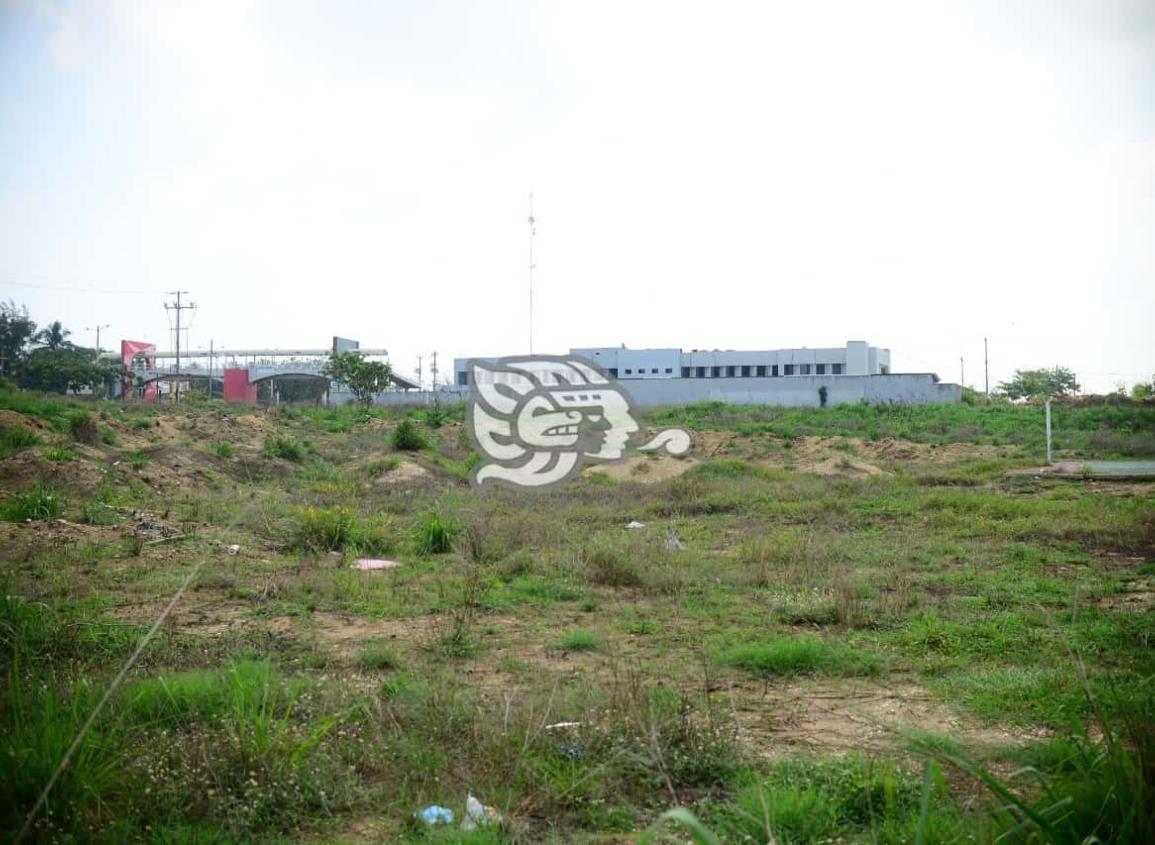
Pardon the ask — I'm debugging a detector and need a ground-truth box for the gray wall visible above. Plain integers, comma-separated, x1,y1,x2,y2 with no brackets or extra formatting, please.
359,373,960,408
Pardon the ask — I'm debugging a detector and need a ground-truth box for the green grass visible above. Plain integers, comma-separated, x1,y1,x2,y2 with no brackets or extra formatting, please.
0,422,39,457
1,390,1152,842
719,636,880,677
210,441,234,458
1,483,63,521
41,445,77,461
556,630,601,652
263,435,305,462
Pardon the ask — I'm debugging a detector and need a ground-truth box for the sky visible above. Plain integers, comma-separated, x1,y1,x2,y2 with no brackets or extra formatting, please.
1,0,1153,392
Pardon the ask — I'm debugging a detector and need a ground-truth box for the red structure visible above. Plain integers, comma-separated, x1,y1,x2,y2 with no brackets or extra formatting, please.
120,340,157,400
223,368,258,405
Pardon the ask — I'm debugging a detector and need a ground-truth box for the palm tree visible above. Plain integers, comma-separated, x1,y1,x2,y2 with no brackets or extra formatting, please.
37,321,71,350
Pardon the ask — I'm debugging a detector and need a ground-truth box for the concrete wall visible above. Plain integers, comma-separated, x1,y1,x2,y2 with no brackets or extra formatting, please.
364,374,960,408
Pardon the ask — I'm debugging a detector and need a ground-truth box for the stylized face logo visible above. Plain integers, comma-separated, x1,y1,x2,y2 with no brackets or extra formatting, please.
466,356,690,490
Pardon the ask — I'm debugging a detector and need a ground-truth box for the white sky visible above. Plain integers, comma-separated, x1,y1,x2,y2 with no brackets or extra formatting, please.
2,0,1153,392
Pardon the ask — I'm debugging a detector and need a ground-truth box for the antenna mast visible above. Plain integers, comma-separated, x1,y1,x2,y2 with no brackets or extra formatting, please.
528,193,536,355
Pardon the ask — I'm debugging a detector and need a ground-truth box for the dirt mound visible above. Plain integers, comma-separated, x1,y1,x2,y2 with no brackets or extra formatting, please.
373,460,430,486
589,455,697,484
800,456,886,477
0,409,51,433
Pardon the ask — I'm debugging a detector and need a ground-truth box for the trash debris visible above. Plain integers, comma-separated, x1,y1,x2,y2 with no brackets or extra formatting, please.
416,805,454,826
544,721,583,730
353,558,402,571
227,544,241,555
557,744,585,759
462,794,501,831
665,528,685,551
626,520,645,529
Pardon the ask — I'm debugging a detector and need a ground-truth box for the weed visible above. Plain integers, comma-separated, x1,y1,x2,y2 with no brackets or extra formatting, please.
359,642,401,671
416,511,458,555
263,436,304,462
391,419,426,451
583,544,644,587
210,441,235,458
720,636,879,677
363,456,400,476
127,450,149,470
68,410,100,445
41,445,77,461
0,423,39,457
1,484,63,521
557,630,600,651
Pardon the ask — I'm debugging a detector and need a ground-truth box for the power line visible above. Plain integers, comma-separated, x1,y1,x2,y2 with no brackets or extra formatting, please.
163,291,196,401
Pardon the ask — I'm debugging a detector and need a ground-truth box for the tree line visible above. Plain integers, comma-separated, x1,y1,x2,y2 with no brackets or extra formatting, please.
0,301,123,395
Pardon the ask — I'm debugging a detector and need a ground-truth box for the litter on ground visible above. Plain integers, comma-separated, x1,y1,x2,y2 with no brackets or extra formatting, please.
353,558,402,570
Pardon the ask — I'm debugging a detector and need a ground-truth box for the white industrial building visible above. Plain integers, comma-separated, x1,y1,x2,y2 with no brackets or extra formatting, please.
455,341,890,385
435,341,958,408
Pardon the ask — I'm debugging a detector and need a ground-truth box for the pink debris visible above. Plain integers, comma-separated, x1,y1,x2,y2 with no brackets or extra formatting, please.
352,558,402,571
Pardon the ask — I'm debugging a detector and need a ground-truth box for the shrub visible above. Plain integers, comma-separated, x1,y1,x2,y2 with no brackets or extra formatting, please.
264,436,304,462
391,419,426,451
415,511,458,555
0,423,39,458
68,411,99,445
2,484,63,521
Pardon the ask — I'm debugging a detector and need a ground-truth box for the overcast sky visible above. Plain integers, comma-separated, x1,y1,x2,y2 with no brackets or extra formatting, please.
2,0,1153,392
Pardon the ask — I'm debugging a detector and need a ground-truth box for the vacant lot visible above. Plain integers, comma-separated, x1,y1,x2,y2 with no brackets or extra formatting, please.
2,393,1153,842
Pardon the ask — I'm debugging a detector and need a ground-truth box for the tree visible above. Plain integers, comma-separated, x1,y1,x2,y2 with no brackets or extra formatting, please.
20,346,122,395
1132,382,1154,399
36,320,71,350
0,300,36,379
997,367,1080,400
323,351,393,407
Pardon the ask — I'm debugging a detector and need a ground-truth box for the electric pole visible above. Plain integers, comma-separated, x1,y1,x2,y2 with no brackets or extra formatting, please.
528,193,536,355
960,356,965,388
984,337,989,398
86,324,110,361
164,291,196,401
430,351,439,390
416,355,423,391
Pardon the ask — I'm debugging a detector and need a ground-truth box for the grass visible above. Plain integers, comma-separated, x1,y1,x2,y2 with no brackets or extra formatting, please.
0,390,1152,841
391,419,427,451
263,435,305,462
1,483,63,521
719,636,880,677
0,422,39,457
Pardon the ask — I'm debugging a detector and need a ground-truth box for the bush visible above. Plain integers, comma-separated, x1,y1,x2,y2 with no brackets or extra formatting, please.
585,545,644,587
391,419,426,451
2,484,63,521
68,411,99,445
292,507,355,552
415,511,458,555
264,436,304,462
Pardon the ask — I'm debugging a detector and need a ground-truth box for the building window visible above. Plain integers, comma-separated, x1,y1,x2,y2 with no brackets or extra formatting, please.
726,366,735,377
457,371,468,385
771,365,779,377
831,364,842,375
756,365,766,377
681,367,691,378
665,367,672,374
608,368,618,378
741,365,751,377
800,364,811,375
881,365,889,374
711,366,721,378
816,364,826,375
696,366,706,378
651,368,659,374
624,368,632,375
784,365,794,376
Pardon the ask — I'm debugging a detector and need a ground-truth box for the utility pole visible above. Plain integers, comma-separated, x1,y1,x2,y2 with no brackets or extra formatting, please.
163,291,195,401
960,356,965,388
86,324,110,361
430,351,439,390
984,337,989,398
208,339,214,400
416,355,423,391
528,192,536,355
